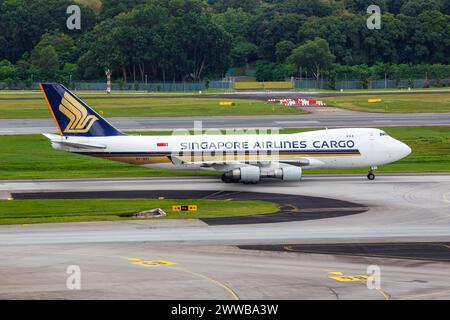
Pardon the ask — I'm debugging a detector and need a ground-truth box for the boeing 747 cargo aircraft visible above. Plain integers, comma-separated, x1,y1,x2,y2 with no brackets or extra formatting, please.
40,83,411,183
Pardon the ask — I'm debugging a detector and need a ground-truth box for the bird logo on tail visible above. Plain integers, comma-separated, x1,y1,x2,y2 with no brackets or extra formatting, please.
58,92,98,133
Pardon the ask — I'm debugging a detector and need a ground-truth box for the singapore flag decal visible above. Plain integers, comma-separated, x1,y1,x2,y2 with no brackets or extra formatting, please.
157,142,169,147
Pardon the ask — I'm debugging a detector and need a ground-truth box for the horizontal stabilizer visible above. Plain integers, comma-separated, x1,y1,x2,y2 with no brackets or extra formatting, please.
43,133,106,149
52,140,107,149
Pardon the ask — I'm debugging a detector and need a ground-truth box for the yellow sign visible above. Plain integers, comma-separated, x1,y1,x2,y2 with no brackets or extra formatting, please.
234,81,293,90
172,205,198,212
219,101,235,106
368,99,382,103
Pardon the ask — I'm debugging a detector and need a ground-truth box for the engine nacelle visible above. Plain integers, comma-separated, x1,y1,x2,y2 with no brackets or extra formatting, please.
272,166,302,181
222,166,260,183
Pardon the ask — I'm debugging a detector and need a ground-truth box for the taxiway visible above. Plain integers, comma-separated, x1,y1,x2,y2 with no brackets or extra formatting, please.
1,110,450,134
0,174,449,299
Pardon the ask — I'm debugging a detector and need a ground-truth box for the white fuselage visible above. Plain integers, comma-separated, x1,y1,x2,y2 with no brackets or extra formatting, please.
46,128,412,175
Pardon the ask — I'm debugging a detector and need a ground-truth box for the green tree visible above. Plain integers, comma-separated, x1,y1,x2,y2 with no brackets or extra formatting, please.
0,0,95,63
288,38,335,80
275,40,295,62
76,50,102,80
250,12,305,60
255,61,296,81
210,0,260,13
360,13,407,64
29,45,60,80
279,0,337,17
212,7,251,38
58,63,78,86
0,60,17,81
99,0,146,19
344,0,388,12
90,0,231,82
297,14,367,65
400,0,442,16
33,32,77,68
231,40,259,67
405,10,450,63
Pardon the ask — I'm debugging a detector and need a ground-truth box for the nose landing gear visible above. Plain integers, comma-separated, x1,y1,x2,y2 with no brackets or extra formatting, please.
367,166,377,180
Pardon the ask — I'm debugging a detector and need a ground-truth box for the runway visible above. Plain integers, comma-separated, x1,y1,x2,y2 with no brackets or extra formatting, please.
1,110,450,134
1,174,449,299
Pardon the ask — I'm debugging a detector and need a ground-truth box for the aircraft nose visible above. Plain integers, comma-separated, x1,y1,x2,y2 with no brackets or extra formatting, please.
397,141,412,158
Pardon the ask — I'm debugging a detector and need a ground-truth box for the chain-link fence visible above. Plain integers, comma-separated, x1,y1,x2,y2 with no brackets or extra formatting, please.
1,78,449,91
0,80,233,91
294,78,450,90
294,79,329,89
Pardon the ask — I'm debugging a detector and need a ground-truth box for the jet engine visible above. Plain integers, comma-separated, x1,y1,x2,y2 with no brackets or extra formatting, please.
221,166,260,184
270,166,302,181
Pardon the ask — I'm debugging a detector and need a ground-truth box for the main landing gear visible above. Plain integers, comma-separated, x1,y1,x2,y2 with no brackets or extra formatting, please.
367,166,377,180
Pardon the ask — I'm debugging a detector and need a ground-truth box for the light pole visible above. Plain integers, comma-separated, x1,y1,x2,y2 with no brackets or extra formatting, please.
105,69,112,94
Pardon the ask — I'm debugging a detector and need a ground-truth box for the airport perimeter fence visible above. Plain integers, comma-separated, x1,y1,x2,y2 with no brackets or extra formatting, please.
294,78,367,90
0,80,233,91
368,78,450,89
294,78,450,90
1,78,449,91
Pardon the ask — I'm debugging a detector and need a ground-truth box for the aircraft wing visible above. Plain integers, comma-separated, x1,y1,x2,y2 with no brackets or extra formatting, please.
169,156,315,171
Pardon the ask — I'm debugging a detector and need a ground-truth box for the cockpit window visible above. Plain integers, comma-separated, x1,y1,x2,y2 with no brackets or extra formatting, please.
380,132,388,136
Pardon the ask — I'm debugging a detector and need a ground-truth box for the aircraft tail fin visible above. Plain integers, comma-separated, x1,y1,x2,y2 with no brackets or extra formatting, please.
39,83,124,137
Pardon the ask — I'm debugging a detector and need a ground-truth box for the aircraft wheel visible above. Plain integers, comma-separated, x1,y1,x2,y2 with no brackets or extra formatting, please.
367,172,375,180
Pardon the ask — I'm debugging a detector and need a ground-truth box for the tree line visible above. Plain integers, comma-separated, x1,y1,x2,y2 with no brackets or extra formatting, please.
0,0,449,87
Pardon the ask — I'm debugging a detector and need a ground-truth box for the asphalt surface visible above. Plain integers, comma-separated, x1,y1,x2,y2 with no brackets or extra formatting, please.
1,174,450,299
1,174,450,244
239,242,450,262
1,109,450,134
